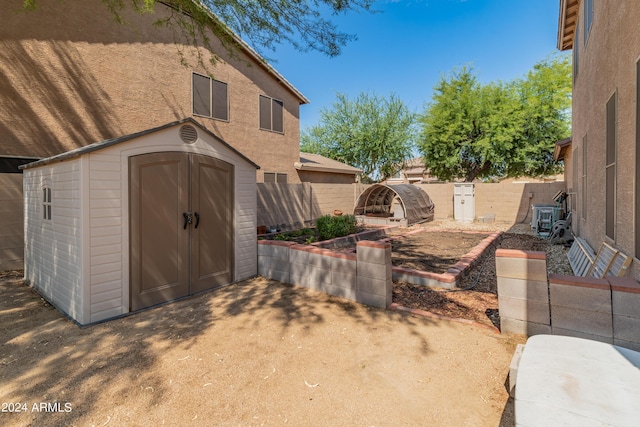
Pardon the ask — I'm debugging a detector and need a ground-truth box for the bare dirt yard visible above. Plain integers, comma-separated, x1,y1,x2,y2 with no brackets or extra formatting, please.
392,220,572,330
0,268,523,426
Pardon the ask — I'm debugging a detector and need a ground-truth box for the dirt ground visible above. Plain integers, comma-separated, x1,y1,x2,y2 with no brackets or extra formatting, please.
0,269,524,427
391,221,572,330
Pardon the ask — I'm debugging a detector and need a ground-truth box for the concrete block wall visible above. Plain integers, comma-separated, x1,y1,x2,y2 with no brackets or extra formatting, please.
257,239,391,308
309,183,364,220
419,181,566,223
356,241,393,308
496,254,640,351
610,277,640,352
495,249,551,335
549,274,613,343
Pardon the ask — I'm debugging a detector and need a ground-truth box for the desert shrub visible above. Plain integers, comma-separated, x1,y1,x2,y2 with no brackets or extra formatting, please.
316,214,357,240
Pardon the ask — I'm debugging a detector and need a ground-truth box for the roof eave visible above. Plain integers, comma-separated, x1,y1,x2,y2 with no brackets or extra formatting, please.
294,162,361,175
553,137,572,161
557,0,580,51
188,1,310,104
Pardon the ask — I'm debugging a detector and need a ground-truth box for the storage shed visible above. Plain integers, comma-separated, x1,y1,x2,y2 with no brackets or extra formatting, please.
21,119,259,325
354,184,435,226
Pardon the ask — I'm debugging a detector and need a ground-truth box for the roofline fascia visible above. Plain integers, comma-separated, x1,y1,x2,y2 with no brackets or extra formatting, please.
174,0,310,105
294,161,361,175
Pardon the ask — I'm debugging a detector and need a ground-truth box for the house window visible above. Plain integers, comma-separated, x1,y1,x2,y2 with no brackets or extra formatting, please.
42,186,52,220
606,92,617,240
582,135,587,221
192,73,229,121
636,60,640,257
263,172,288,183
259,95,284,133
573,22,580,80
584,0,593,47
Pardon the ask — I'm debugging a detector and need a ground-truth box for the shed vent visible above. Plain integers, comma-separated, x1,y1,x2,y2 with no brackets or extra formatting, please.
179,124,198,144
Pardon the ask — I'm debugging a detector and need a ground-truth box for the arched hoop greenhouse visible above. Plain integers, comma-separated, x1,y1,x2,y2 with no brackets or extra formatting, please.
354,184,435,226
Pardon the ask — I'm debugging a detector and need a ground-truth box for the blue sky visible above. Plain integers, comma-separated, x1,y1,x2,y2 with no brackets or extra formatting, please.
269,0,561,131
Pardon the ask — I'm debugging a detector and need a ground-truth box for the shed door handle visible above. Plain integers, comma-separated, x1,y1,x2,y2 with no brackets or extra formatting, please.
194,212,200,229
183,212,192,229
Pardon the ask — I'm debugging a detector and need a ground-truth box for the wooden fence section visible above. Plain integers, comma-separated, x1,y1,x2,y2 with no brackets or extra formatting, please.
0,173,24,271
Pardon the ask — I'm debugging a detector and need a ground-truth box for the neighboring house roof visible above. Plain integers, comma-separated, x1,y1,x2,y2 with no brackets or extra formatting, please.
21,118,260,170
295,152,362,175
557,0,580,50
554,137,572,161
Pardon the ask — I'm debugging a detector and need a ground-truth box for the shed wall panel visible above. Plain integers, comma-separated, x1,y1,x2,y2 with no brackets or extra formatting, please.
23,160,83,320
84,125,257,323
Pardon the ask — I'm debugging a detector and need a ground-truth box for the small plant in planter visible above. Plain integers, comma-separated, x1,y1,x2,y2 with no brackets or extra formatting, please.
315,214,357,241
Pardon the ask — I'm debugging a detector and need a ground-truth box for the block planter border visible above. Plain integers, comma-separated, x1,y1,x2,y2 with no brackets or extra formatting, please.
388,230,503,289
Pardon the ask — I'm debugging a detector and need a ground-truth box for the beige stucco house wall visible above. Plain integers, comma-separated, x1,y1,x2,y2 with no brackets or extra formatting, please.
558,0,640,279
0,0,308,182
0,0,309,270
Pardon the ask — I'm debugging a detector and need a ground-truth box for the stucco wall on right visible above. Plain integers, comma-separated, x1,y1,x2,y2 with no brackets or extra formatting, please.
569,0,640,279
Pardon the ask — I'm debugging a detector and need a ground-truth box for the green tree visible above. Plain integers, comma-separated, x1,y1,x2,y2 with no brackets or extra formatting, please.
301,92,417,183
22,0,373,61
418,54,571,182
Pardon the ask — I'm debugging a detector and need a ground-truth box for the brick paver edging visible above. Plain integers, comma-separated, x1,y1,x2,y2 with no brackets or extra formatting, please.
387,303,500,333
390,231,504,289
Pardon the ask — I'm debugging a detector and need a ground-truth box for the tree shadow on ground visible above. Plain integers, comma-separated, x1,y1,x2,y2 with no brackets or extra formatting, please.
0,271,442,426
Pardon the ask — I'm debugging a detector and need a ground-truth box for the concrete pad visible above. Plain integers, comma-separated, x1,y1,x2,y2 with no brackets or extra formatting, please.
515,335,640,427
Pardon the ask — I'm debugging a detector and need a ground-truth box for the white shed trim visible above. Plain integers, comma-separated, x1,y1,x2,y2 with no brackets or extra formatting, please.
23,119,259,325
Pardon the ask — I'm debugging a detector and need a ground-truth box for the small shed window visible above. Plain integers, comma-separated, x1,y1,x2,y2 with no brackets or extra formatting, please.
259,95,284,133
43,186,52,220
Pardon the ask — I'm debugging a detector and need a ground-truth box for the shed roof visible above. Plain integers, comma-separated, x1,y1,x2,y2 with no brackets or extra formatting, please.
295,152,362,175
20,118,260,170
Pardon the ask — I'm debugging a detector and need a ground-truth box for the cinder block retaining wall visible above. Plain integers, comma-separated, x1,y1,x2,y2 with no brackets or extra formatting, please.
390,230,503,289
496,249,640,351
258,239,392,308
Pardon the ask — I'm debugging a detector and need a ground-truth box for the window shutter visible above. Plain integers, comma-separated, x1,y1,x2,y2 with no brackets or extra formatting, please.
272,100,284,133
259,95,271,130
212,80,228,121
193,74,211,117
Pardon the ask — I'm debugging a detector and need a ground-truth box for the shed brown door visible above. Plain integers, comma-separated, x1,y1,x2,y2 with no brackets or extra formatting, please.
191,155,234,293
129,152,233,311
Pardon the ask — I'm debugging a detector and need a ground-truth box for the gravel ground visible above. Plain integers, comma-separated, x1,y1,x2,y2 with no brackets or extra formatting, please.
392,219,573,329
